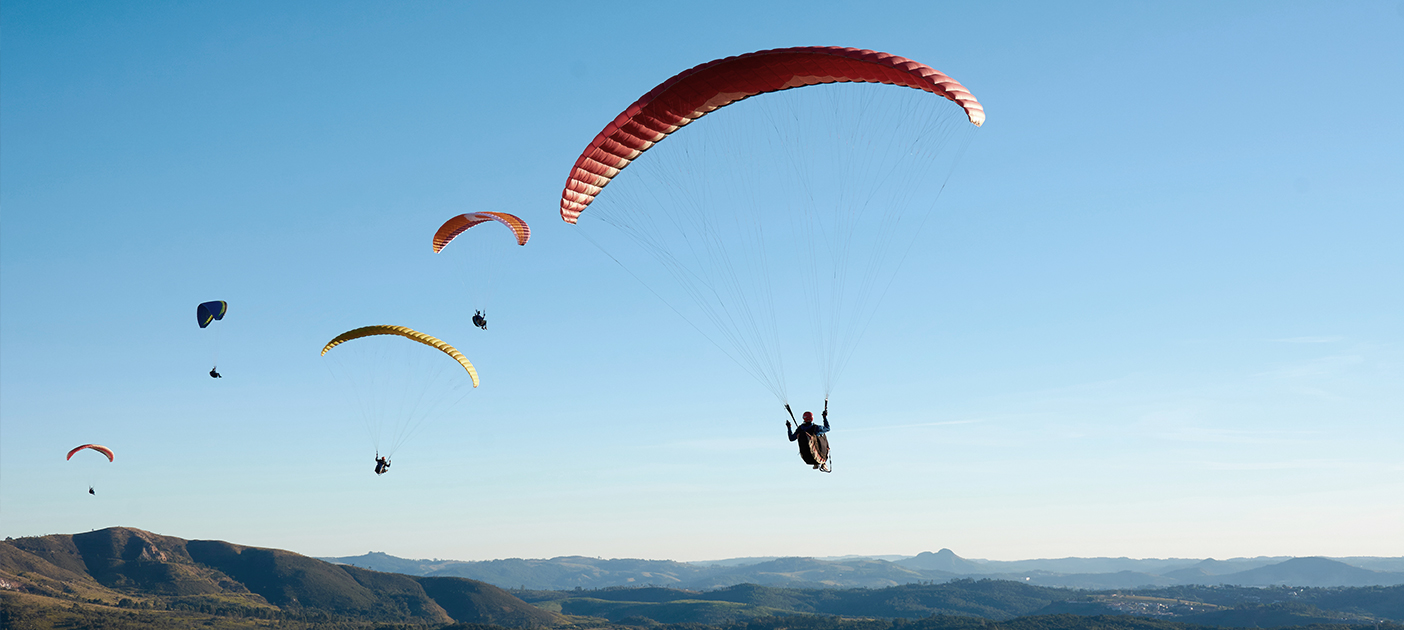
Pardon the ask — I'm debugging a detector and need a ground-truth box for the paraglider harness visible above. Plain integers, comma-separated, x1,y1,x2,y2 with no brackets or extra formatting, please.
209,367,221,378
786,400,832,473
472,310,487,330
374,455,391,475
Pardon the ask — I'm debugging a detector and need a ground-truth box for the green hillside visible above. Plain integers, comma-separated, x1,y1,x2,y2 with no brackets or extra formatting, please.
0,527,562,628
516,578,1404,628
525,580,1077,622
419,576,560,626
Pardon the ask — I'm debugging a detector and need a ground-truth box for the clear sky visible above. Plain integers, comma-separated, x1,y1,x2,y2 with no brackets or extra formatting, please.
2,1,1401,563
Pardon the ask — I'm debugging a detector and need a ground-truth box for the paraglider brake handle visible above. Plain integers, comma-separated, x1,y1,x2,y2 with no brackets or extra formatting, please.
785,404,796,423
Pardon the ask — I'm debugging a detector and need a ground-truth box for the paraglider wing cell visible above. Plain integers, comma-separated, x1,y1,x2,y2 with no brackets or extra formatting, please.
321,325,479,387
558,46,986,224
432,212,531,252
67,444,114,462
197,301,228,328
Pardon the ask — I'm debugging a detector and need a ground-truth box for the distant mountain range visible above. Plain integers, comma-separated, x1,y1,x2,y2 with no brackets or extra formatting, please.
5,528,1403,630
320,548,1404,591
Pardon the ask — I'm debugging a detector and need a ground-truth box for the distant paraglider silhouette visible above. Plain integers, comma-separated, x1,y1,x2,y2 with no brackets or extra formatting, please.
67,444,114,494
433,212,530,330
197,301,228,377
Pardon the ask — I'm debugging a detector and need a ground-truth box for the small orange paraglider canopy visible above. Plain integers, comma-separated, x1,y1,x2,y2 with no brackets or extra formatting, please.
67,444,114,462
432,212,530,253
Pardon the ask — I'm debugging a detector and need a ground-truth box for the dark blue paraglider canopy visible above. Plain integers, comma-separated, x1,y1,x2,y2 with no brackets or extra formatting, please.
197,301,228,328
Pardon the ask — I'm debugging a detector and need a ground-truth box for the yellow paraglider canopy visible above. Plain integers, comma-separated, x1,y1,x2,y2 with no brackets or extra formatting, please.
321,325,478,387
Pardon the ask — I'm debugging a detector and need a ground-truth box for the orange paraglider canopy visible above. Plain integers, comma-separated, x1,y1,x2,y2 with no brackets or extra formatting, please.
67,444,114,462
432,212,530,252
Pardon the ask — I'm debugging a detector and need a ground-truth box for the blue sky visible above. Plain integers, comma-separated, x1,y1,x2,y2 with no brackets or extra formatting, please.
2,1,1401,562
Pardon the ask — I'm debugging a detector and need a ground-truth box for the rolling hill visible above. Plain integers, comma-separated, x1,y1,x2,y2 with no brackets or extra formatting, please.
0,527,561,627
1211,557,1404,587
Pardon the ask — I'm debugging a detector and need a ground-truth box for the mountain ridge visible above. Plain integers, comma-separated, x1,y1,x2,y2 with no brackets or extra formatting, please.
1,526,561,627
321,548,1404,590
